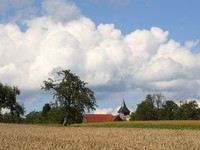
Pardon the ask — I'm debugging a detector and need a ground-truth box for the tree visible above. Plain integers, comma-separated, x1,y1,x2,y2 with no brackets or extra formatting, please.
152,94,165,109
176,100,200,120
25,106,70,124
161,100,179,120
145,94,154,106
42,70,97,126
130,94,166,120
132,101,155,120
46,107,66,124
152,94,166,120
41,103,51,117
25,111,43,124
14,103,25,118
0,82,24,122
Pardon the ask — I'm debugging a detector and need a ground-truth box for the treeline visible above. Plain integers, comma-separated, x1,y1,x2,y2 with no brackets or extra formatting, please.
1,69,96,125
25,103,82,124
1,102,83,124
130,94,200,120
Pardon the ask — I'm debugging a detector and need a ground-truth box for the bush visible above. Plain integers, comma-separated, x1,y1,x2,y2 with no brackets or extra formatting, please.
1,113,24,123
25,111,43,124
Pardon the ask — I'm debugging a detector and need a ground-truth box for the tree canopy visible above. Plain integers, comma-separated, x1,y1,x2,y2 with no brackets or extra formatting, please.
0,82,24,123
131,94,200,121
42,70,97,125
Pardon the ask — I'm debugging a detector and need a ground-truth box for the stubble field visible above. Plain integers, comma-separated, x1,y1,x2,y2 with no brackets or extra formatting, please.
0,123,200,150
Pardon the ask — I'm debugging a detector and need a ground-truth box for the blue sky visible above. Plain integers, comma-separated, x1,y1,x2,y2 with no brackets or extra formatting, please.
75,0,200,43
0,0,200,114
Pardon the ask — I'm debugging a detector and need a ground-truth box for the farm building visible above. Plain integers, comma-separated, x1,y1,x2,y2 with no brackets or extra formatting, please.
82,114,116,123
83,100,131,123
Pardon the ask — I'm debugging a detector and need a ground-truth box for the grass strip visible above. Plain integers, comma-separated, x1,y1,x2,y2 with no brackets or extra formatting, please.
72,120,200,130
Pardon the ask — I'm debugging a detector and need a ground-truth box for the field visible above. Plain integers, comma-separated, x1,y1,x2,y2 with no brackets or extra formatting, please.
73,120,200,130
1,123,200,150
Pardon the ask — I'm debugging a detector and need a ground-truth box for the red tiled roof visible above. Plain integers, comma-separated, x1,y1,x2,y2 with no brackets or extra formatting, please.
83,114,116,123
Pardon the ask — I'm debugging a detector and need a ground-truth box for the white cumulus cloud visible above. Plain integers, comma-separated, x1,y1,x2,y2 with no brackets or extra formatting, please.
0,0,200,111
93,106,120,115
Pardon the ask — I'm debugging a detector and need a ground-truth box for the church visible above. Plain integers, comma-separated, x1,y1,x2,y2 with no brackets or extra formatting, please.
82,100,131,123
117,100,131,121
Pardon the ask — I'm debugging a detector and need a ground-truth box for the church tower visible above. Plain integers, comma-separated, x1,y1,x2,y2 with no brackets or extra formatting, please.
118,100,131,121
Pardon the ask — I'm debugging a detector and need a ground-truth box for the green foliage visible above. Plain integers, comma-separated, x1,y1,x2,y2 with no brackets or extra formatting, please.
161,100,179,120
42,70,97,125
0,82,25,123
41,103,51,117
131,94,158,120
132,101,155,120
131,94,200,121
176,100,200,120
2,113,24,123
25,103,83,125
46,107,65,124
73,121,200,130
25,111,43,124
145,94,154,106
2,113,14,123
0,113,2,122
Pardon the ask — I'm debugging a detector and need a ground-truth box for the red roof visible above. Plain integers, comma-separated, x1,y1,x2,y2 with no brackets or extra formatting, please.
83,114,116,123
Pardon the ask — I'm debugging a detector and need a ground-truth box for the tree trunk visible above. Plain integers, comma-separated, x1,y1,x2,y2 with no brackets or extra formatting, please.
63,113,70,126
63,117,67,126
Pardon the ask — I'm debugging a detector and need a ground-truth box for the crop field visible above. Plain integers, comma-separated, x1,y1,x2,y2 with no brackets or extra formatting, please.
1,123,200,150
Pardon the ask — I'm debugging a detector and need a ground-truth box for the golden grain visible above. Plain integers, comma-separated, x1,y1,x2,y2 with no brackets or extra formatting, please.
0,123,200,150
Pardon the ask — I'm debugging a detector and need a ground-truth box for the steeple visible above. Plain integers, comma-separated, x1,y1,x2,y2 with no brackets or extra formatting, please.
118,100,130,116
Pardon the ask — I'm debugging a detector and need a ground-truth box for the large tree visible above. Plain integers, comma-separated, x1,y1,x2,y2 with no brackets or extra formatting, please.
42,70,97,126
0,83,24,122
131,94,167,120
131,95,156,120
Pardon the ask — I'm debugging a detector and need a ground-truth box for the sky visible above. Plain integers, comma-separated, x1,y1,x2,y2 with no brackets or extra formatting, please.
0,0,200,114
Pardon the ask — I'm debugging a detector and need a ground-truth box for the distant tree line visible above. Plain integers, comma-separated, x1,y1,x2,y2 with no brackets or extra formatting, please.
130,94,200,120
25,103,83,124
0,69,97,125
2,70,200,125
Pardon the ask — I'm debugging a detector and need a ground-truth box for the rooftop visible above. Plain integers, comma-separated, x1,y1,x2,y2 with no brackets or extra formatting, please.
83,114,116,123
118,100,130,115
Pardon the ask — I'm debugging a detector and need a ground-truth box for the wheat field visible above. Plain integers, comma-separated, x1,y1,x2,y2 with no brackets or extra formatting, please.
0,123,200,150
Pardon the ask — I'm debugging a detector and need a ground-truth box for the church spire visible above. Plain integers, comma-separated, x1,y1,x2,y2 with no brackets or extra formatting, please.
118,100,130,115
